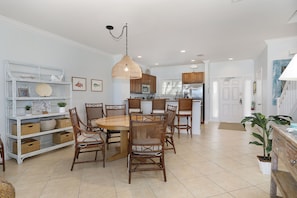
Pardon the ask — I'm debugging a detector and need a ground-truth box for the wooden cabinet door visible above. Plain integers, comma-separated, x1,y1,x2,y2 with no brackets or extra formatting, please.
130,74,156,93
141,74,150,84
130,79,142,93
182,72,204,84
150,75,156,93
192,72,204,83
182,73,191,84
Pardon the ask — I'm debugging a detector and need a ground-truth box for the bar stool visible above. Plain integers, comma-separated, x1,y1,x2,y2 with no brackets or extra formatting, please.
175,98,193,138
0,138,5,171
151,99,166,114
128,99,142,113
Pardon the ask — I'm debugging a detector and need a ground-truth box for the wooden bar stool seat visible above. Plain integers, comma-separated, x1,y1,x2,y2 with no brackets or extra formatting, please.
175,98,193,138
152,99,166,114
128,99,142,113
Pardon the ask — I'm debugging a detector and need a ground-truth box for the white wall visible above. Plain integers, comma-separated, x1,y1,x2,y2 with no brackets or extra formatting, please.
0,16,114,141
209,59,254,121
254,47,268,114
264,36,297,115
150,63,205,94
150,60,254,122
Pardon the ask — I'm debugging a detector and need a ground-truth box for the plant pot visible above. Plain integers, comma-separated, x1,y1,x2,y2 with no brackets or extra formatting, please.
257,156,271,175
25,110,32,116
59,107,65,113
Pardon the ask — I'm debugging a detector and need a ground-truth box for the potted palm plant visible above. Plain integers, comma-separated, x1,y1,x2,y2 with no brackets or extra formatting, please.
241,112,292,174
25,105,32,115
57,102,67,113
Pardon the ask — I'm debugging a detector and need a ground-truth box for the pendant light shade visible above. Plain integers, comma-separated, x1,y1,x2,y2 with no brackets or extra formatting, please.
107,23,142,79
279,54,297,81
112,55,142,79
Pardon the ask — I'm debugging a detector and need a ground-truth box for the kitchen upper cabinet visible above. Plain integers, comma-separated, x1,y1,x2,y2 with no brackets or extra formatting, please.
130,74,156,94
141,74,150,85
150,75,156,93
130,78,142,93
182,72,204,84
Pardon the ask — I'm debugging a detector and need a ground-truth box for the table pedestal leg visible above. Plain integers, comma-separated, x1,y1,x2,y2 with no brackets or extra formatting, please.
107,130,128,161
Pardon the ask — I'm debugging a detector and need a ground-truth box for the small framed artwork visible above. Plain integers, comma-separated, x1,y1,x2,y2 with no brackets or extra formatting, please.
91,79,103,92
72,77,87,91
253,81,256,94
18,88,30,97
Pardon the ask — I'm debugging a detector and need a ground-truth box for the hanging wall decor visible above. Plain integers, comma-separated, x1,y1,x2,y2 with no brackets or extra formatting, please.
272,59,291,105
72,77,87,91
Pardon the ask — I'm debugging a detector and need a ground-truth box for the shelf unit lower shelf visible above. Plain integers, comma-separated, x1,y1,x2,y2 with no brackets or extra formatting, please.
7,140,74,164
271,170,297,197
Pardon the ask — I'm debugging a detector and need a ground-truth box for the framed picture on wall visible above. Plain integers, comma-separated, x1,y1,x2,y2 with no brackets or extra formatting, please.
91,79,103,92
72,77,87,91
18,88,30,97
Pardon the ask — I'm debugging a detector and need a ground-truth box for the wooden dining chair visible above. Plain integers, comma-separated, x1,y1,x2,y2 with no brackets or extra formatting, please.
151,98,166,114
128,113,168,184
128,98,142,113
69,107,105,171
85,103,105,131
165,105,177,153
105,104,126,148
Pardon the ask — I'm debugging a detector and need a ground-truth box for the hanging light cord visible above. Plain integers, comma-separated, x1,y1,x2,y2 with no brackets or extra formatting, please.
107,23,128,56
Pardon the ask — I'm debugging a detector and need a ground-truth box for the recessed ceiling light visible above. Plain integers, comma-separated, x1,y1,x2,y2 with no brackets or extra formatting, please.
155,63,159,66
191,59,196,62
137,55,142,58
180,50,186,53
228,57,234,61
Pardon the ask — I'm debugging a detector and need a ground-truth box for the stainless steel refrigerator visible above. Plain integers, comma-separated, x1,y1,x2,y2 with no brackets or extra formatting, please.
182,83,204,123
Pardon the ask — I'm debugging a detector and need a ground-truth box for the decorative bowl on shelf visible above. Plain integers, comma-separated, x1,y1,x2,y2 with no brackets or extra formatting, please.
35,83,52,97
40,119,56,131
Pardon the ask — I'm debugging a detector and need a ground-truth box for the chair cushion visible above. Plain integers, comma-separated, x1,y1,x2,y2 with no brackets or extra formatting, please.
90,119,98,127
129,108,142,113
152,110,165,114
177,110,192,115
132,138,162,155
77,132,102,144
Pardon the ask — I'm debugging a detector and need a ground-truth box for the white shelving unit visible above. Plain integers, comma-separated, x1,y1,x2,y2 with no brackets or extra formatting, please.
5,60,73,164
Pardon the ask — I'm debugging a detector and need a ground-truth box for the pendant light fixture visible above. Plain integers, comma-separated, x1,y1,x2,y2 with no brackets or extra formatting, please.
106,23,142,79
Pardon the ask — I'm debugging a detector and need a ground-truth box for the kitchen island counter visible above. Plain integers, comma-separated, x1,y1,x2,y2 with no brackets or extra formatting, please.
126,99,201,135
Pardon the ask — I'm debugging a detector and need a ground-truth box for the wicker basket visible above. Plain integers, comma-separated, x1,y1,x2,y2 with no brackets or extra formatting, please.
0,177,15,198
40,119,56,131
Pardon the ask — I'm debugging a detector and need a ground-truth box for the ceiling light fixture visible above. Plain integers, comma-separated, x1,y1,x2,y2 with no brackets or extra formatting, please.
279,54,297,81
106,23,142,79
180,50,186,53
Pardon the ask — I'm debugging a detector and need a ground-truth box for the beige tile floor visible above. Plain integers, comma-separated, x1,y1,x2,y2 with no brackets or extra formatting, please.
0,122,278,198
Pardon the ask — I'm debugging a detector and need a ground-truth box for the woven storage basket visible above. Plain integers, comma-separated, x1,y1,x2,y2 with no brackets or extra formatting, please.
0,177,15,198
40,119,56,131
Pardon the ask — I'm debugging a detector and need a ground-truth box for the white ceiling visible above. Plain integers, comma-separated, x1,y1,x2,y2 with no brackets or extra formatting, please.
0,0,296,67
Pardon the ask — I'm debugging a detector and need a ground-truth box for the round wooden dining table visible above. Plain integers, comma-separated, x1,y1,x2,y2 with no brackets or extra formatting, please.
95,115,129,161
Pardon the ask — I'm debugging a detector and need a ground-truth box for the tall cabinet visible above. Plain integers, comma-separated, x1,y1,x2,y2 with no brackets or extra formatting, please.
5,61,73,164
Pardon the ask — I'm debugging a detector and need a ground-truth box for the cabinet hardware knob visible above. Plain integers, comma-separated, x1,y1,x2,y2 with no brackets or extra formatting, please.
290,160,296,166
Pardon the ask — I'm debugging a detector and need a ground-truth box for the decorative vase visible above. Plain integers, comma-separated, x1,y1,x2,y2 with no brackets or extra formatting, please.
25,110,32,116
59,107,66,113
